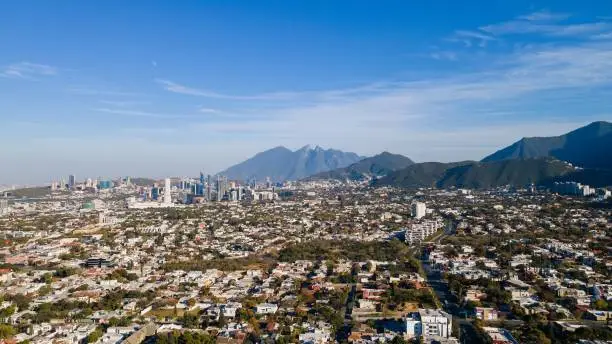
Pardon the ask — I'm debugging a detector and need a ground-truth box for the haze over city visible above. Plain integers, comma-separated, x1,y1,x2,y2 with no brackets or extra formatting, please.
2,1,612,184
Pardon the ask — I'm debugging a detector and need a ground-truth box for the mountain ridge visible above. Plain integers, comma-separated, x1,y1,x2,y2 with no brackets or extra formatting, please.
482,121,612,170
219,145,363,181
306,152,415,181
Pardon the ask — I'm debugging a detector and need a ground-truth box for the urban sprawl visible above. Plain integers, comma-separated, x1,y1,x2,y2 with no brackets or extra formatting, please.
0,174,610,344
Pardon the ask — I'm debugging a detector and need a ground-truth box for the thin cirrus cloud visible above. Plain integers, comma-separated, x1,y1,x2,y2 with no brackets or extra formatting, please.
92,108,197,119
0,61,58,79
480,10,612,37
178,38,612,155
452,30,496,47
68,87,143,97
592,31,612,40
155,78,300,101
447,10,612,47
199,107,220,114
517,10,571,22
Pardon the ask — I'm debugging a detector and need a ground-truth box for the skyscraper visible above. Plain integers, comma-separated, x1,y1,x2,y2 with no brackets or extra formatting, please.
206,175,212,201
151,187,159,201
68,175,76,187
163,178,172,205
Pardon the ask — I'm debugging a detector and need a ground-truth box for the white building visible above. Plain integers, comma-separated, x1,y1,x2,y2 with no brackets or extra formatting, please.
404,220,442,245
299,328,331,344
405,309,453,339
98,212,120,226
0,199,8,215
255,303,278,315
411,202,426,219
163,178,172,205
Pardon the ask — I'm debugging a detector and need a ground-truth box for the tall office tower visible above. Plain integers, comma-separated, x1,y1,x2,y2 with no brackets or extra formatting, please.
163,178,172,205
86,178,93,188
206,175,212,201
68,175,76,187
223,176,229,199
237,186,243,201
200,172,205,185
151,187,160,201
216,175,222,201
61,178,66,189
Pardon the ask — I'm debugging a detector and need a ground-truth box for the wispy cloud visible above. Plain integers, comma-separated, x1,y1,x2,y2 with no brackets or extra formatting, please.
452,30,496,47
481,10,612,37
155,78,301,101
517,10,570,22
93,108,194,119
592,31,612,40
0,62,58,79
68,87,143,97
199,107,220,114
430,51,458,61
99,100,148,107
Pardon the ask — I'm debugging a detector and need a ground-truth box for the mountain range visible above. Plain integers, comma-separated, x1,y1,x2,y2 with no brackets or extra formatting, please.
306,152,414,181
219,145,363,182
482,121,612,170
373,121,612,189
373,158,581,189
218,121,612,188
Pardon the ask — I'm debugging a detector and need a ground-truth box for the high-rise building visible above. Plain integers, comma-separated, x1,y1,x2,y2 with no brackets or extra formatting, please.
195,183,204,196
98,180,113,190
68,175,76,187
411,202,426,219
206,175,212,201
163,178,172,205
151,187,160,201
86,178,93,188
0,199,8,215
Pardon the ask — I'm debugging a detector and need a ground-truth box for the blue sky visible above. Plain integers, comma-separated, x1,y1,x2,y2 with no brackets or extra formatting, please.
1,0,612,184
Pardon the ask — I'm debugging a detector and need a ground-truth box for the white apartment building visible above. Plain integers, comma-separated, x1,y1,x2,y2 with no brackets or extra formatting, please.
404,220,442,245
405,309,453,339
411,201,426,219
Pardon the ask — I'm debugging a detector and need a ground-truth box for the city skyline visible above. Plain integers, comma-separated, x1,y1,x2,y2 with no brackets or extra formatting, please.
2,1,612,184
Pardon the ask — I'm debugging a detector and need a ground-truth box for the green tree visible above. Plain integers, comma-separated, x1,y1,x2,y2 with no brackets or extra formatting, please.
87,327,103,343
594,299,608,310
0,324,16,338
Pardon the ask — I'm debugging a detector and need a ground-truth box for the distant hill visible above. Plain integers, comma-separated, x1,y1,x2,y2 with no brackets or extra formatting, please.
436,158,575,189
307,152,414,181
219,145,363,181
373,161,474,188
482,121,612,170
372,158,612,189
